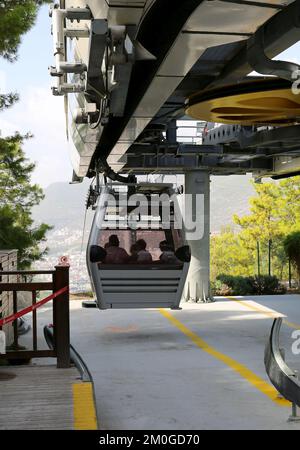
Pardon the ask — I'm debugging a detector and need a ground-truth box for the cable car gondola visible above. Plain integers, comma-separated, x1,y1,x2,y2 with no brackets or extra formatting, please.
87,183,190,310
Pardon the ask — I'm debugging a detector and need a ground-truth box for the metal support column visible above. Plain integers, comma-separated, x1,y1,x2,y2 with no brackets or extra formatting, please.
166,119,177,144
184,171,212,303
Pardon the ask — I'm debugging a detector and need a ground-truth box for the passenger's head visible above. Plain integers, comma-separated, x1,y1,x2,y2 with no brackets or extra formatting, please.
108,234,119,247
159,240,168,251
130,243,138,255
136,239,147,251
159,240,173,252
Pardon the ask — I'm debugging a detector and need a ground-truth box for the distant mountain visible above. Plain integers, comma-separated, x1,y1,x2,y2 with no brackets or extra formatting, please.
33,175,255,235
210,174,255,232
32,180,90,231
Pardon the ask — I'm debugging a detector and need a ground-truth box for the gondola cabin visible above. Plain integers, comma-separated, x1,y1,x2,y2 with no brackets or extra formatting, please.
87,183,190,309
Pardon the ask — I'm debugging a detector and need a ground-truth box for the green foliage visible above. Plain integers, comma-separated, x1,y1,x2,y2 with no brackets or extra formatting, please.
233,181,283,256
211,177,300,285
0,205,50,268
0,1,53,269
215,274,255,296
0,134,52,268
0,1,50,112
0,133,43,211
0,1,51,61
213,274,285,296
211,226,256,279
0,93,19,111
251,275,285,295
283,231,300,282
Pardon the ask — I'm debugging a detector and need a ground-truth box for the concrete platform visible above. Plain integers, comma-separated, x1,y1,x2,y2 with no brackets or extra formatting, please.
7,295,300,430
0,364,98,430
71,295,300,430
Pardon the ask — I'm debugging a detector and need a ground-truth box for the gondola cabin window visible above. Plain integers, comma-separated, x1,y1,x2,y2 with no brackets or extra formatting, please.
98,229,179,261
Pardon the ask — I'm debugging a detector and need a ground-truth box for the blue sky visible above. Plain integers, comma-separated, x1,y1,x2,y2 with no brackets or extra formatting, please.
1,5,300,188
0,5,72,188
1,6,52,91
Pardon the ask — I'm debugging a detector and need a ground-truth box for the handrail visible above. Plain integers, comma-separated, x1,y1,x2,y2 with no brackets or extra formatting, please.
0,266,70,368
264,318,300,407
44,325,92,382
0,270,55,275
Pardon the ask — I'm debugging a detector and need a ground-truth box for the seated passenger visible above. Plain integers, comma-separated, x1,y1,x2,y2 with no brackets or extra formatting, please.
128,243,139,263
136,239,153,263
104,234,129,264
159,240,181,264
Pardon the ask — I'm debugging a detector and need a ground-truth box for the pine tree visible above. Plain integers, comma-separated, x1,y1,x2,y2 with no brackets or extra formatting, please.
0,0,52,268
211,177,300,282
0,1,50,62
0,134,52,268
0,1,50,109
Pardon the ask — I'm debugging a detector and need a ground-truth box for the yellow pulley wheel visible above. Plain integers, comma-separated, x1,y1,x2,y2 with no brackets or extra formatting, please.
186,78,300,126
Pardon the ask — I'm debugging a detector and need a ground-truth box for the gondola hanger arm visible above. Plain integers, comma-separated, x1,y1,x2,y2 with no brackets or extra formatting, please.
247,27,300,81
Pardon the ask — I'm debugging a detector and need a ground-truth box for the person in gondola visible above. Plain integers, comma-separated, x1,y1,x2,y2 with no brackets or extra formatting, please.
159,240,181,264
136,239,152,263
104,234,129,264
128,243,139,263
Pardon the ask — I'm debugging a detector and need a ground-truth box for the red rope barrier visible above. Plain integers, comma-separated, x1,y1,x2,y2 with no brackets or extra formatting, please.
0,286,69,327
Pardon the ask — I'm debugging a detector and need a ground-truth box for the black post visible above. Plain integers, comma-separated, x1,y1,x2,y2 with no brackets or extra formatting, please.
289,257,292,289
257,241,261,276
13,291,18,348
166,119,177,144
53,265,70,368
268,239,272,276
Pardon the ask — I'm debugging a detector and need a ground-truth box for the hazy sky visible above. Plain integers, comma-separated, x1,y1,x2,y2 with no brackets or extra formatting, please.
0,5,71,188
1,5,300,188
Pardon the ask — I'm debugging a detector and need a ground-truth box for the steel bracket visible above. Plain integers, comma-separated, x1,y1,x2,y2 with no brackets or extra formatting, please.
247,27,300,80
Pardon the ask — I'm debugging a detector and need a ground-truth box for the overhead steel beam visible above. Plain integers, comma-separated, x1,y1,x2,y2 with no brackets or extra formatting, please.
247,27,300,80
126,143,224,156
216,0,300,85
123,153,272,172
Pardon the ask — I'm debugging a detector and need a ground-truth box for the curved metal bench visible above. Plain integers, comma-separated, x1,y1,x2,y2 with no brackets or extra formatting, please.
264,318,300,407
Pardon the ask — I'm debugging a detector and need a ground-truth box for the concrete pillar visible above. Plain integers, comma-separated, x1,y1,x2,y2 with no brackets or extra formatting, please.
184,171,211,302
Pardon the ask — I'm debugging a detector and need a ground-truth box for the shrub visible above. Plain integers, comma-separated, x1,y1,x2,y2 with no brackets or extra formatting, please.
215,274,255,296
211,279,232,296
213,274,286,296
251,275,286,295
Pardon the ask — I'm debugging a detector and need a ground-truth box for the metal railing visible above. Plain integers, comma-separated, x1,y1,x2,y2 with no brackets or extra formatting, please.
265,318,300,419
0,265,70,368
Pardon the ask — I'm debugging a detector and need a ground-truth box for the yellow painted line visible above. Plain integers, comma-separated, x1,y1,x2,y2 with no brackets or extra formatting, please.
73,382,98,430
283,319,300,330
226,296,300,330
159,309,290,407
